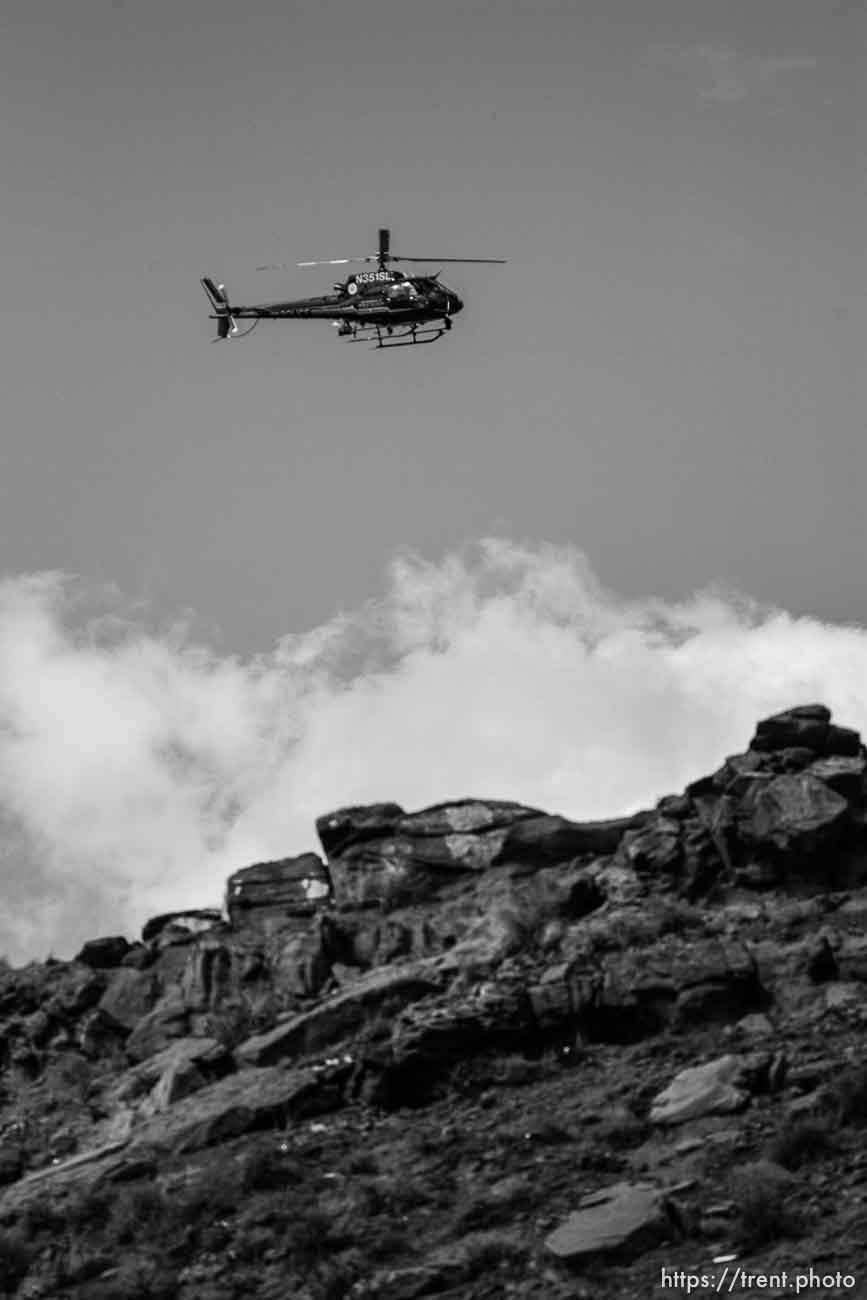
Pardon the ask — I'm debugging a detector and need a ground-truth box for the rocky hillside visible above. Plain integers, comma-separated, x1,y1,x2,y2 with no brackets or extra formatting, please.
2,703,867,1299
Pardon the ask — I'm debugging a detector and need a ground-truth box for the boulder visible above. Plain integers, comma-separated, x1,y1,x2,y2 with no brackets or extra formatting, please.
736,773,850,864
125,1001,190,1062
74,937,131,969
141,909,223,945
98,969,160,1032
226,854,331,928
316,802,406,858
650,1054,753,1124
750,705,860,757
545,1181,672,1264
617,817,682,876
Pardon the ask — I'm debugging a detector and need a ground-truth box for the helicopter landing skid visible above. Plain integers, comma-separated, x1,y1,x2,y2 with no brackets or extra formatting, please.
340,321,450,349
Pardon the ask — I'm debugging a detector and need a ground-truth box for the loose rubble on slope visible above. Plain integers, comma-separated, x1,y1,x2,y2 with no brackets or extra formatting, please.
1,704,867,1297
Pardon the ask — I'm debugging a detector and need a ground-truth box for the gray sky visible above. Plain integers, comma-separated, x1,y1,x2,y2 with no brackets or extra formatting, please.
1,1,865,962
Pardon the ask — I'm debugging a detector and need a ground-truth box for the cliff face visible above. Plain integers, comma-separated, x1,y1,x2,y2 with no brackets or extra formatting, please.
1,704,867,1299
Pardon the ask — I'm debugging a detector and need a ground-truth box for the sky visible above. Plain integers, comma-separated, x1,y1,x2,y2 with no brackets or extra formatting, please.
1,1,865,963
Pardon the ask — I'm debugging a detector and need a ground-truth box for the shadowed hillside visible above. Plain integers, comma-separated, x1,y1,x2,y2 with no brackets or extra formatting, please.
1,704,866,1298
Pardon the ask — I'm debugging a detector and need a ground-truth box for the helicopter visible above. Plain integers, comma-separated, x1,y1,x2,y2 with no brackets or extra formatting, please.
201,227,505,350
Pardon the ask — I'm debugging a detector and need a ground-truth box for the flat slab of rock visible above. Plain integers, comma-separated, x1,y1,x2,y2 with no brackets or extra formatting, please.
545,1181,670,1264
650,1054,751,1125
236,963,442,1067
127,1060,351,1156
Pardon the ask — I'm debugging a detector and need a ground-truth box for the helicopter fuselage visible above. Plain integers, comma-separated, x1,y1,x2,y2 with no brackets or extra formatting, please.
243,269,463,328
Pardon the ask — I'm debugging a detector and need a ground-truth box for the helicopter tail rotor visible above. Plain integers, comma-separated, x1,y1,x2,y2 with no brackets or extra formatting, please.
201,277,238,340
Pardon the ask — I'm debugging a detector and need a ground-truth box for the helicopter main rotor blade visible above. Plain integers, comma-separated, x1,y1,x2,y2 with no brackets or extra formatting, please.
389,255,507,264
255,257,378,271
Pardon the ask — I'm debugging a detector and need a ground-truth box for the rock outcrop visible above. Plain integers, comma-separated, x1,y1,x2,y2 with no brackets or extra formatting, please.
2,702,867,1300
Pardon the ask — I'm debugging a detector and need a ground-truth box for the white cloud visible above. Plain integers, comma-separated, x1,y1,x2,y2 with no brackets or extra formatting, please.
1,539,865,965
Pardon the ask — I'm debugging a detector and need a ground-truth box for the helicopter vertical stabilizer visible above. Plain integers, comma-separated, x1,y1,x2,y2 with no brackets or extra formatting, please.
200,277,238,340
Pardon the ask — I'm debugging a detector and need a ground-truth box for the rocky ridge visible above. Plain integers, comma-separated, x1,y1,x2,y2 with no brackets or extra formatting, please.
1,703,867,1297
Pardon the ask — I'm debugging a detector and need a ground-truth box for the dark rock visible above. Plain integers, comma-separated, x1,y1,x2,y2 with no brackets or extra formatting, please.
226,854,331,928
712,751,767,795
271,925,333,998
98,969,160,1031
316,802,406,858
806,935,838,982
750,705,861,757
389,978,538,1083
493,812,646,867
45,968,106,1019
808,756,867,801
617,817,682,876
74,937,131,969
322,799,548,909
674,941,761,1026
321,914,419,969
23,1009,53,1049
0,1147,24,1187
768,746,820,774
78,1007,130,1058
736,773,851,865
656,794,693,819
121,943,153,969
176,938,235,1011
141,909,223,945
125,1002,190,1062
564,871,607,918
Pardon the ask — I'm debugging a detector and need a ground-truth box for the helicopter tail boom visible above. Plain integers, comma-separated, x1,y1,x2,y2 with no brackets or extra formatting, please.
201,277,238,340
